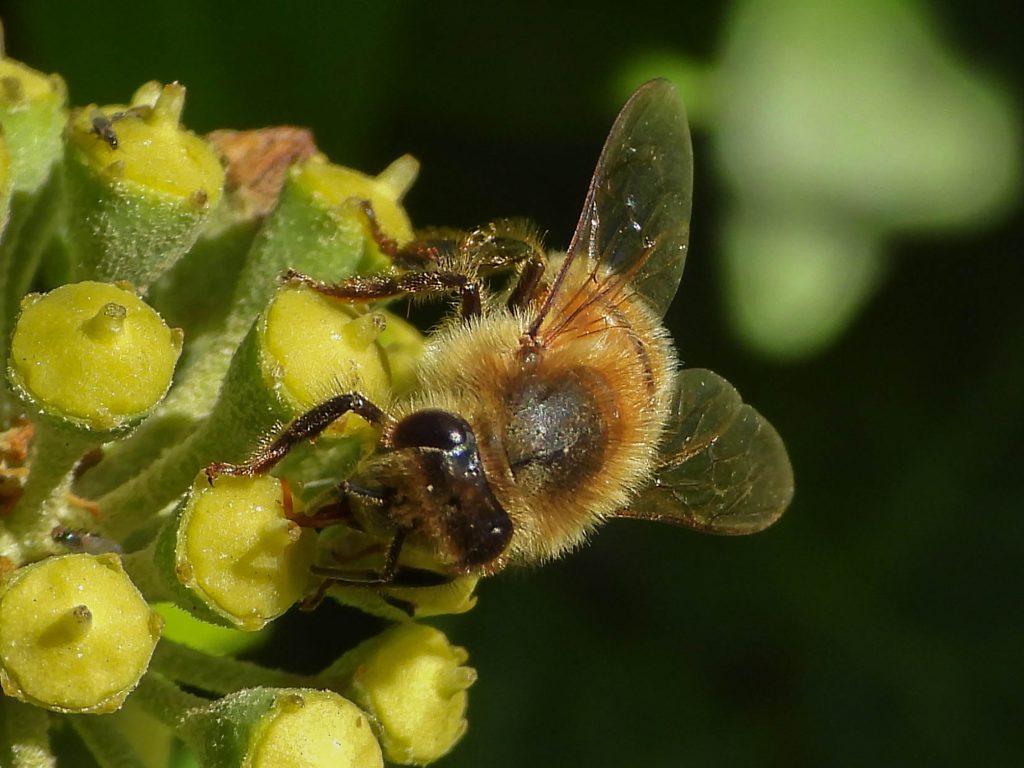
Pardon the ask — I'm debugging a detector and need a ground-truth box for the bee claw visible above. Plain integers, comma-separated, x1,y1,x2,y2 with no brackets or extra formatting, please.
280,268,310,285
204,462,241,484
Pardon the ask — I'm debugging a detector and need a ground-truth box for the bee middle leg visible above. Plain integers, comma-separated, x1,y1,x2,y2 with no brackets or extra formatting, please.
284,268,484,319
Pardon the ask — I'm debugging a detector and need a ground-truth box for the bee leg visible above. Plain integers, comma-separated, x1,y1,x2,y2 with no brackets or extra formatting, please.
506,255,546,312
205,393,385,480
380,595,418,617
355,199,444,268
284,268,483,319
307,530,453,593
299,578,416,617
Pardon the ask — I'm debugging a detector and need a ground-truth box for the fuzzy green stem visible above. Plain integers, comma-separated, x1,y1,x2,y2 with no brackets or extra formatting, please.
67,715,147,768
118,543,176,603
3,423,94,543
132,672,208,727
150,639,309,693
0,697,55,768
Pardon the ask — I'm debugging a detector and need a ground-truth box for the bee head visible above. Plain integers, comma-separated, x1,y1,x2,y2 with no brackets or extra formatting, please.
390,409,513,569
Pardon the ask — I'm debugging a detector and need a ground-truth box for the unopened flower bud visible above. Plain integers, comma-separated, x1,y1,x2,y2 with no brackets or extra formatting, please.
336,623,475,765
178,686,383,768
8,281,181,434
0,553,161,713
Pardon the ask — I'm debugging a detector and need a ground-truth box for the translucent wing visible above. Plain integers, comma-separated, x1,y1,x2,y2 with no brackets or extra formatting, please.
528,79,692,341
618,369,794,534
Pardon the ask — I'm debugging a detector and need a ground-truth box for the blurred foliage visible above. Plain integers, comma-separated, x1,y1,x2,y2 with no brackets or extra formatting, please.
3,0,1021,766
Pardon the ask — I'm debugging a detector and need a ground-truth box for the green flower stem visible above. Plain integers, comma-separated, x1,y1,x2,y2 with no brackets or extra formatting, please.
118,543,176,603
62,82,224,289
0,174,62,354
150,640,308,693
2,422,94,550
132,672,207,724
0,696,55,768
67,715,148,768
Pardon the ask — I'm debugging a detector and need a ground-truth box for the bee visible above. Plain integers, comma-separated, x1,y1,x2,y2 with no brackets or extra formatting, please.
208,79,793,586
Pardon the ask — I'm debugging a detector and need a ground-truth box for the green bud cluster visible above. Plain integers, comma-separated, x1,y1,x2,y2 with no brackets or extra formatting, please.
0,28,479,768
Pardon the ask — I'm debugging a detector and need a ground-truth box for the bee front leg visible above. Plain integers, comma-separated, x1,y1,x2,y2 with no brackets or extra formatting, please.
206,393,386,480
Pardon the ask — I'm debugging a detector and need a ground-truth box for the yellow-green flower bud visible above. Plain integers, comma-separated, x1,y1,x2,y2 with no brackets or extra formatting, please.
0,553,162,713
63,82,224,288
147,474,315,631
294,153,418,275
179,687,383,768
261,284,391,442
337,623,475,765
8,281,182,433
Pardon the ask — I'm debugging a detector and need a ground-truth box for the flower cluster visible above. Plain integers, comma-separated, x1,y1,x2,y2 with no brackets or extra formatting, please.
0,30,475,767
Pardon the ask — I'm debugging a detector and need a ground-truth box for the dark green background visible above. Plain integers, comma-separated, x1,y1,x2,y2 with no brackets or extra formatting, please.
4,1,1022,766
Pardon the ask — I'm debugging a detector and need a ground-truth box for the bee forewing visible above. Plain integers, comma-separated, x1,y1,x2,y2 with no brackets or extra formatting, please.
568,78,692,317
618,368,794,534
529,80,693,342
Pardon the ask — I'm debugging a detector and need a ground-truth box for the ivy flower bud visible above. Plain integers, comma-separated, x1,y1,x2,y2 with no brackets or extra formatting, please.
179,687,383,768
336,623,475,765
150,474,316,631
8,281,182,433
63,82,224,288
0,553,162,713
261,284,391,439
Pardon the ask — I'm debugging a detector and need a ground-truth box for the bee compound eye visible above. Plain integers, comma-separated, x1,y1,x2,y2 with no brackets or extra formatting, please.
391,409,473,451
